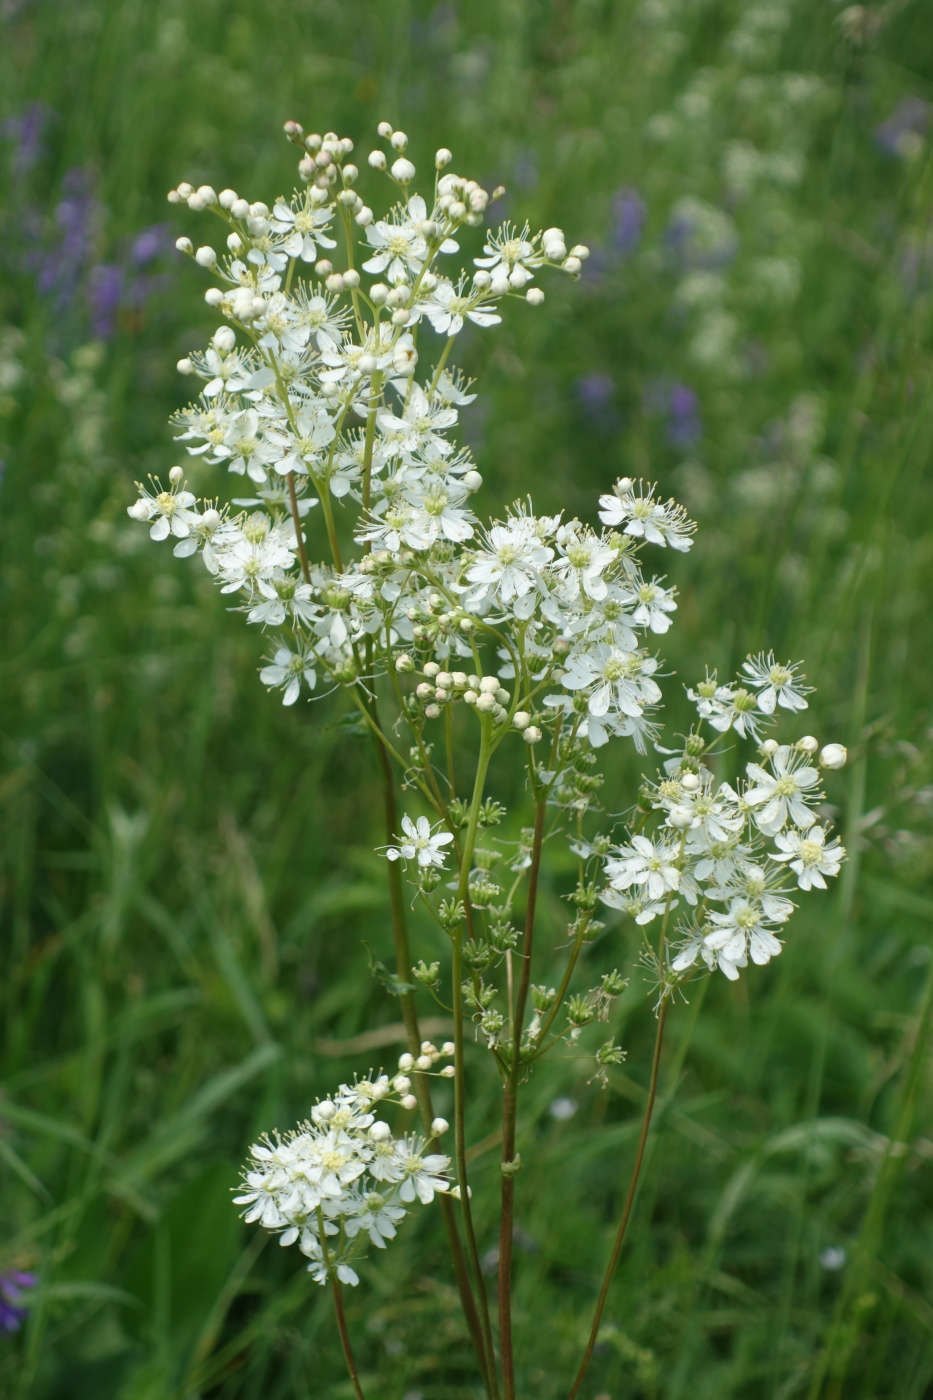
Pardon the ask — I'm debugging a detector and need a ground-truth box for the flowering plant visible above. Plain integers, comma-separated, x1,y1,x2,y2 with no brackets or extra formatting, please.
125,119,848,1399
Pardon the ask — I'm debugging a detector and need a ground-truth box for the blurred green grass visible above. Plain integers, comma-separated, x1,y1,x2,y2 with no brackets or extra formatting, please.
1,0,933,1396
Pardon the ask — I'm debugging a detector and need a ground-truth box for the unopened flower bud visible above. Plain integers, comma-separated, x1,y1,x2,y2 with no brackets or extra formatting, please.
476,692,496,713
570,244,590,259
342,163,359,184
526,287,545,305
667,805,694,830
393,1074,411,1093
369,1121,392,1142
423,662,440,678
820,743,848,770
479,676,499,694
343,268,361,289
392,157,416,183
416,683,433,699
513,712,531,729
796,735,819,754
523,726,542,744
435,147,453,168
315,259,333,277
231,198,250,220
213,326,236,352
186,193,206,212
201,509,221,530
226,232,243,252
435,672,453,689
390,130,408,151
680,772,700,791
463,470,483,492
218,188,238,209
325,273,345,293
431,1117,450,1135
759,739,780,757
316,1100,336,1121
168,465,184,485
166,189,181,204
377,120,393,138
176,357,193,374
401,1094,418,1111
175,236,193,255
416,1054,433,1071
440,1064,456,1077
441,1041,455,1056
204,288,224,307
196,185,217,205
391,307,410,326
464,690,478,705
395,653,415,672
563,255,583,274
355,206,374,227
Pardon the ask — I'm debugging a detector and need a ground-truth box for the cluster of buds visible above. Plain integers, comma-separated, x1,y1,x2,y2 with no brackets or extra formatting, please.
393,1041,456,1119
760,736,847,769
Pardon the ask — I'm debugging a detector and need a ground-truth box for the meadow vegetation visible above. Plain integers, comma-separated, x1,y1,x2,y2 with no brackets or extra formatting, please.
1,1,933,1397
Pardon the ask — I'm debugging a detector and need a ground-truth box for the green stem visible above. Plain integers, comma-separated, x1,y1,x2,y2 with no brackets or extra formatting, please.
566,999,670,1400
453,722,500,1396
498,795,547,1400
368,698,494,1397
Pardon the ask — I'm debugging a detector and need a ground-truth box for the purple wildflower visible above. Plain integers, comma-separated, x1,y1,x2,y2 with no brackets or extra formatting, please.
609,187,645,256
575,372,619,430
88,263,123,338
0,102,54,177
0,1270,35,1334
37,168,102,311
875,98,929,158
646,378,702,448
130,223,171,268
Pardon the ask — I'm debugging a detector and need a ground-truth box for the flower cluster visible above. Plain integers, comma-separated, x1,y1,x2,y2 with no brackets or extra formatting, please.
592,685,847,980
235,1061,453,1286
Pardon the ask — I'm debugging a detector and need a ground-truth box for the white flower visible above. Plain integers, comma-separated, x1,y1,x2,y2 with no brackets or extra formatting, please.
560,644,661,720
363,196,430,282
266,408,337,477
552,524,616,602
214,520,296,598
385,815,454,868
598,478,695,551
772,825,845,890
466,523,553,605
744,746,822,835
599,886,673,924
619,578,678,634
474,221,540,287
259,645,317,705
424,278,502,336
214,409,278,483
705,898,784,978
344,1191,407,1248
127,481,198,541
394,1137,451,1203
377,383,458,457
741,652,812,714
605,835,681,900
271,196,337,262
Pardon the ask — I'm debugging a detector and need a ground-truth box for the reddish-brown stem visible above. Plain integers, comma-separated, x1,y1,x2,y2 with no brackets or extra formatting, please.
286,472,311,583
498,796,547,1400
369,701,494,1396
566,999,670,1400
331,1278,366,1400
